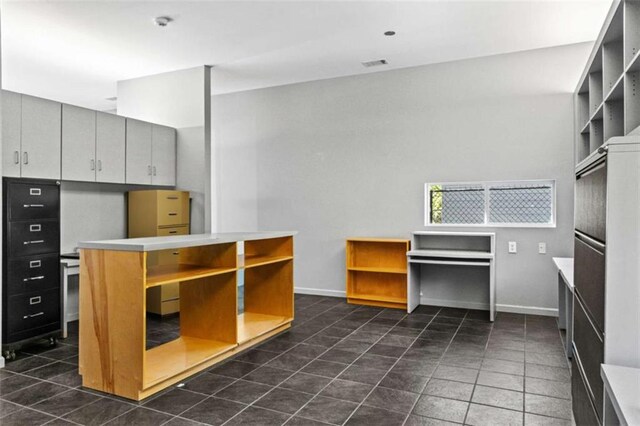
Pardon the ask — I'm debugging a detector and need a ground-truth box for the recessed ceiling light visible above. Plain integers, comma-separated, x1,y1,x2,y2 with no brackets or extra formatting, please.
154,16,172,27
384,31,396,36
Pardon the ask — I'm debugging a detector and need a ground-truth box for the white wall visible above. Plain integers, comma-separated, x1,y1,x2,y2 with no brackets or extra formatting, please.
212,43,591,315
117,66,211,233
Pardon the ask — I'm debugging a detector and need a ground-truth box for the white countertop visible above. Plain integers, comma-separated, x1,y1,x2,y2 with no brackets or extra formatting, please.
552,257,574,291
78,231,296,252
601,364,640,426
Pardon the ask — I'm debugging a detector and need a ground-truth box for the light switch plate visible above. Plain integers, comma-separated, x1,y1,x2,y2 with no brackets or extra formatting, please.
508,241,517,253
538,242,546,254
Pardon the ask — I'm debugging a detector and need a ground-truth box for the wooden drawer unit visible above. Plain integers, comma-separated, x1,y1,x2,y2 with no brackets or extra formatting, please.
6,254,59,296
7,181,59,221
6,288,60,336
157,192,189,227
574,234,605,332
8,220,60,258
575,159,607,243
573,293,604,421
129,190,190,315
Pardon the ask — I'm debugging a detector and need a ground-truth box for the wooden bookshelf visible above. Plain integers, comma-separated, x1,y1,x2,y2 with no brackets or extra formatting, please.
345,238,410,310
79,232,295,401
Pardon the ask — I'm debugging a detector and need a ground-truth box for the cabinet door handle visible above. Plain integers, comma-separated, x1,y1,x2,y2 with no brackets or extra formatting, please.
29,296,42,305
23,152,28,165
97,160,102,171
29,224,41,232
147,165,152,176
90,159,95,170
153,166,157,176
23,276,44,282
14,151,19,164
23,240,44,245
23,312,44,319
23,204,44,208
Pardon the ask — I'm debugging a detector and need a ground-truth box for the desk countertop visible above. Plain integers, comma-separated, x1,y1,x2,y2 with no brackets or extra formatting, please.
78,231,297,252
552,257,574,291
601,364,640,425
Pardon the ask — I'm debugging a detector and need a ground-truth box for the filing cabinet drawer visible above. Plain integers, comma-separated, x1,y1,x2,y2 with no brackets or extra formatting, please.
6,288,60,334
157,191,189,226
7,254,59,295
8,220,59,257
573,293,603,421
574,235,605,333
572,354,601,426
575,160,606,243
7,181,59,221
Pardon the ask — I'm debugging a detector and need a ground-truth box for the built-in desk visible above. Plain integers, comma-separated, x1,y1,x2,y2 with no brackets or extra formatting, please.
78,231,295,401
407,232,496,321
552,257,573,358
601,364,640,426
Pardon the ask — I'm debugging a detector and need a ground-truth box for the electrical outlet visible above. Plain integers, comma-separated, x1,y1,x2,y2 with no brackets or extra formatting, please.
538,242,547,254
508,241,517,253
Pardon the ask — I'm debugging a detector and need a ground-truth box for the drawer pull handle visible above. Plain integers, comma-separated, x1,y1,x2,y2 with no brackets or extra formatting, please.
167,196,179,200
29,188,41,196
30,224,41,232
29,260,42,268
23,276,44,282
169,231,177,234
172,252,179,255
23,204,44,208
23,240,44,245
23,312,44,319
168,212,177,216
30,296,42,305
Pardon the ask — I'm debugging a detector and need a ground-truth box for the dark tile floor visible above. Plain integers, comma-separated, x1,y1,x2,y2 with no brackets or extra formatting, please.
0,295,572,425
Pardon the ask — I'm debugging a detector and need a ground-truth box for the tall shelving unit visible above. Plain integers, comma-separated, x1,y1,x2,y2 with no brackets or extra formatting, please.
345,238,410,310
574,0,640,165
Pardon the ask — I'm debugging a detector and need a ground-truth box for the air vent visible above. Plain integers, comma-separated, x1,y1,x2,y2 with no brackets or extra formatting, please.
361,59,388,68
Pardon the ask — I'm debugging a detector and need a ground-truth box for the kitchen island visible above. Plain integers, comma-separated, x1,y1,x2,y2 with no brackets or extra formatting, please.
78,231,295,401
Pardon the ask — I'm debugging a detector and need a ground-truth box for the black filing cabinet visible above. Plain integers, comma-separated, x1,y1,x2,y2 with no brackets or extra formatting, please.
2,178,61,359
573,157,606,425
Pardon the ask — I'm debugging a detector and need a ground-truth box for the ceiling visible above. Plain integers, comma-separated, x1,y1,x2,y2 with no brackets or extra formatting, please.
2,1,612,111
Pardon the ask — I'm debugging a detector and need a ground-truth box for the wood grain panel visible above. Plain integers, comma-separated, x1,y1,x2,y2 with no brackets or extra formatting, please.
244,260,293,319
179,242,237,269
180,272,237,343
79,249,145,400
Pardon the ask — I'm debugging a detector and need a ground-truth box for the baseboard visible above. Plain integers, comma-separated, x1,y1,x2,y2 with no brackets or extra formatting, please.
496,304,558,317
294,287,346,298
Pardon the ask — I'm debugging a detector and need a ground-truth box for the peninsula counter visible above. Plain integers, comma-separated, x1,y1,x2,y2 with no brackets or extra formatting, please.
78,231,295,401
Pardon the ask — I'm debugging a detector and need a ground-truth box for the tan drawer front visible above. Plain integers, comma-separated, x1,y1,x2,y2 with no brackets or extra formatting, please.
162,283,180,301
160,299,180,315
157,192,189,226
157,226,188,237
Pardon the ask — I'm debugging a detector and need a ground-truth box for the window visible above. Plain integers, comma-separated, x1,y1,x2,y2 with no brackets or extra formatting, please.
425,180,555,227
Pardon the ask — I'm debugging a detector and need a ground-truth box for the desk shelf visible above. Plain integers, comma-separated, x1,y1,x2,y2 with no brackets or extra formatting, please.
146,264,236,287
238,312,292,344
345,238,410,310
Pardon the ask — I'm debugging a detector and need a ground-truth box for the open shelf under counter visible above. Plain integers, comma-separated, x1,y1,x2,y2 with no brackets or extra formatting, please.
144,336,236,388
237,312,292,344
407,248,494,259
146,263,236,287
239,254,293,269
348,293,407,305
347,266,407,274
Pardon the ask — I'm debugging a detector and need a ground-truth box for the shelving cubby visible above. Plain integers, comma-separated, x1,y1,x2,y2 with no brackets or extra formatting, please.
240,236,294,343
575,1,640,165
346,238,410,310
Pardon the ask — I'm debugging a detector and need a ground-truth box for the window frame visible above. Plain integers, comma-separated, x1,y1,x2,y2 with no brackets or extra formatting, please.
424,179,556,228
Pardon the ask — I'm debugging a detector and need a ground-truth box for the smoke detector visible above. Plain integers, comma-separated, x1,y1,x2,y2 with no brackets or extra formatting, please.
154,16,172,27
361,59,388,68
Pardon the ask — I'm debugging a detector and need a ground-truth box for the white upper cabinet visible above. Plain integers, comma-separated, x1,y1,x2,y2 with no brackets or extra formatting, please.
96,112,126,184
62,104,97,182
2,91,22,177
21,95,62,179
126,118,153,185
151,124,176,186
